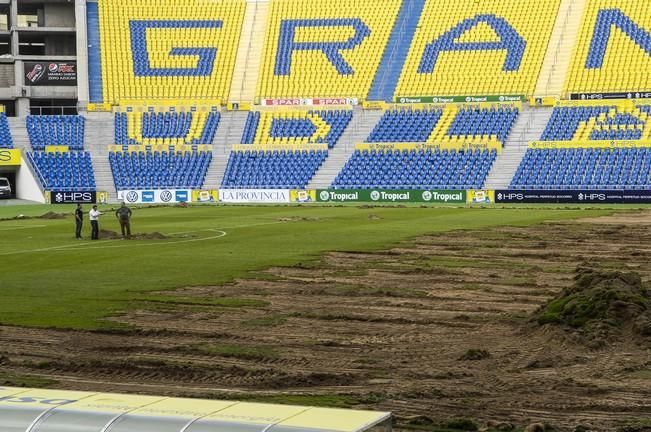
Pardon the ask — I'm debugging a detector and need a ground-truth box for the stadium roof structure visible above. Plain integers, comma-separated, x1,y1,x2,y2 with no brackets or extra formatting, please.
0,387,392,432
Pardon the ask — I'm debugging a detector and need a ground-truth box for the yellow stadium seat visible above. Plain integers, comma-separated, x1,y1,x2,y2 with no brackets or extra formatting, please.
564,0,651,96
394,0,561,98
97,0,245,104
255,0,402,101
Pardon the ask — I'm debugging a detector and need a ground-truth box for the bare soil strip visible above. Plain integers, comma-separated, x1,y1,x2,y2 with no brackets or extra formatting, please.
2,212,651,431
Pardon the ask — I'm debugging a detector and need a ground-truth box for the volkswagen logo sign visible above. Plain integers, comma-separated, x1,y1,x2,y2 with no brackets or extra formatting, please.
422,191,432,201
370,191,381,201
160,190,173,202
126,191,139,203
319,191,330,201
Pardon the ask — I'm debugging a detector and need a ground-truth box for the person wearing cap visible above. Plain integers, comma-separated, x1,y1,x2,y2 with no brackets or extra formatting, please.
89,205,103,240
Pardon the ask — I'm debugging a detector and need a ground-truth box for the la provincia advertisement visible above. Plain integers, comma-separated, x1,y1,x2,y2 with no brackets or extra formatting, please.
117,189,191,204
219,189,291,203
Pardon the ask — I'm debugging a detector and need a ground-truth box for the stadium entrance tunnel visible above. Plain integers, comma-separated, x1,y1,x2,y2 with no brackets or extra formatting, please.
0,169,16,199
0,386,393,432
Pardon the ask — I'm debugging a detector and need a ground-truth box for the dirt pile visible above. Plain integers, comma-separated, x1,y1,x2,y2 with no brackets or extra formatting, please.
533,267,651,344
39,212,67,219
99,230,168,240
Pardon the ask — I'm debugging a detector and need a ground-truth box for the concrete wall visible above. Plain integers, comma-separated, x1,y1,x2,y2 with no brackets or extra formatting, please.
45,34,76,55
0,63,14,87
17,158,45,203
43,4,76,28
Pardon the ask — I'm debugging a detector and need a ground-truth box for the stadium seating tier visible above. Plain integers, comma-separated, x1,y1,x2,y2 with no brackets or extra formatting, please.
95,0,245,103
394,0,561,99
565,0,651,96
256,0,402,100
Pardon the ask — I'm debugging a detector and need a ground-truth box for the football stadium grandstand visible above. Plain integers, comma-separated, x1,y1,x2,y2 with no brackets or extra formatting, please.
2,0,651,429
0,0,649,203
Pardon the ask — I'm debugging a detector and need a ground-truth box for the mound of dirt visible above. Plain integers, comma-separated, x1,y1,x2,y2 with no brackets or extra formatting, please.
39,211,67,219
99,229,121,239
532,267,651,343
99,230,168,240
133,232,167,240
277,216,321,222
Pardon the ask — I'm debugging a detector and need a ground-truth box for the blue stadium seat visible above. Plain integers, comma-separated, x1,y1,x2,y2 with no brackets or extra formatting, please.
447,106,519,143
240,110,352,148
115,111,220,146
510,147,651,190
367,107,442,142
26,115,85,150
332,148,496,189
221,149,327,189
0,113,13,148
542,105,650,141
109,150,212,190
28,151,96,191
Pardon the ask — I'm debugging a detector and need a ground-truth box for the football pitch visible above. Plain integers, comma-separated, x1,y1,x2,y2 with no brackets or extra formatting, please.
0,203,612,329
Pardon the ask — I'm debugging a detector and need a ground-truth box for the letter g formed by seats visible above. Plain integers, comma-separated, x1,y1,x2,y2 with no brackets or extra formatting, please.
130,20,223,77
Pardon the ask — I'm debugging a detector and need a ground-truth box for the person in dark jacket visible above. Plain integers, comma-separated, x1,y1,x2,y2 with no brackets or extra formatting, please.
115,202,133,239
74,204,83,239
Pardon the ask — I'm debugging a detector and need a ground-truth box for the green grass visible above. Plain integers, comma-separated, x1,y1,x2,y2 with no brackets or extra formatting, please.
216,393,385,409
0,372,59,388
192,343,279,360
0,204,614,329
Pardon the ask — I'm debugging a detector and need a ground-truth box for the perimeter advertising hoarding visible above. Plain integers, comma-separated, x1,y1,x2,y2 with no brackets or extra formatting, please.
0,149,21,166
495,190,651,204
24,62,77,86
316,189,466,203
50,191,97,204
117,189,191,204
219,189,291,203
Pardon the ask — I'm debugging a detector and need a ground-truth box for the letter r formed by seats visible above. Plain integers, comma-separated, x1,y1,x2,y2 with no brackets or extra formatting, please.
274,18,371,76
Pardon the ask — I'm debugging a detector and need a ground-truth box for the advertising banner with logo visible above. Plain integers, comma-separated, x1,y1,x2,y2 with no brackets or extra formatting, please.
290,190,316,203
569,92,651,101
495,190,651,204
0,149,21,166
260,98,358,107
316,189,466,203
467,190,495,204
50,191,97,204
24,62,77,86
219,189,290,203
192,190,219,203
117,189,191,204
395,95,524,104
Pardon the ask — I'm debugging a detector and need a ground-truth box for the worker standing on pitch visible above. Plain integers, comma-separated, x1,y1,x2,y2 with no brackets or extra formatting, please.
89,205,102,240
115,202,133,239
74,204,84,239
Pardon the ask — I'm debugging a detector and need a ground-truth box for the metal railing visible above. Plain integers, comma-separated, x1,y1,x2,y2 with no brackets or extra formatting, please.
543,0,575,97
30,106,78,116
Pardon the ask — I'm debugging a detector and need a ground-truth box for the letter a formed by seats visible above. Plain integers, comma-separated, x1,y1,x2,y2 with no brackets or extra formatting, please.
586,9,651,69
418,14,525,74
275,18,371,76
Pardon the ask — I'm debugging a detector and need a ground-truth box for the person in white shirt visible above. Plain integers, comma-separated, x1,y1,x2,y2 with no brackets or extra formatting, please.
89,205,102,240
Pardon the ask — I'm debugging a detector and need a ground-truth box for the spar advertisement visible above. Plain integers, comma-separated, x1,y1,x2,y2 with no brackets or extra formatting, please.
24,61,77,86
117,189,191,204
260,98,359,106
